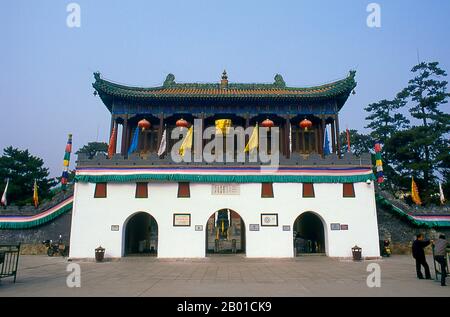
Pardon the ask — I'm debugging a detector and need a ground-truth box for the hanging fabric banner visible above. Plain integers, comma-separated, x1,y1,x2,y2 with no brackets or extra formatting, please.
323,128,331,155
33,179,39,208
128,127,140,155
245,123,259,152
1,178,9,206
107,125,117,158
157,129,167,156
179,127,193,157
411,177,422,206
215,119,232,135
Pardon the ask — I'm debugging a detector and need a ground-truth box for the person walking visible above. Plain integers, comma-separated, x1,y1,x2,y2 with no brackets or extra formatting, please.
412,234,432,280
433,234,448,286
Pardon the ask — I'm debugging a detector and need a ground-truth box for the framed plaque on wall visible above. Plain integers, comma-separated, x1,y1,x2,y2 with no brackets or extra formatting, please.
261,214,278,227
173,214,191,227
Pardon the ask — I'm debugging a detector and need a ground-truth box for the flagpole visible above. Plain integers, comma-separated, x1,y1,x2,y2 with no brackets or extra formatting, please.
346,127,351,153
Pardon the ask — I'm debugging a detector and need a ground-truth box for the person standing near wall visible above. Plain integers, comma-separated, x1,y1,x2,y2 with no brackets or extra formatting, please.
412,233,432,280
433,234,448,286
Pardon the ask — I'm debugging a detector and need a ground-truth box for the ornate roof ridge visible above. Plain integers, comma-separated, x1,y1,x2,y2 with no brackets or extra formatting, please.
93,71,356,93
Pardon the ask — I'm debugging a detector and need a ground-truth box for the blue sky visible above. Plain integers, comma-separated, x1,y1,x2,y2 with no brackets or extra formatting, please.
1,0,449,176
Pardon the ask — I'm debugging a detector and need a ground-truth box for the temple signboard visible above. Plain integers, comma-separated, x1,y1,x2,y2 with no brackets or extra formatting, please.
211,184,240,195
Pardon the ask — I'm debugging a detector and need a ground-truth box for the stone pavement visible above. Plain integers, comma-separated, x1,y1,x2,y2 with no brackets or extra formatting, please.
0,255,448,296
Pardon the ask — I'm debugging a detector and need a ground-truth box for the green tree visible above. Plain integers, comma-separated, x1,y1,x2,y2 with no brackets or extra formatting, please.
76,142,108,159
397,61,450,189
364,98,410,190
339,129,373,156
0,147,57,206
364,98,410,148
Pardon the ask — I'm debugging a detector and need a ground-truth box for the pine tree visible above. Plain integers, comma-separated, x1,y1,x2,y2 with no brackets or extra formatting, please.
0,147,57,206
76,142,108,159
397,61,450,190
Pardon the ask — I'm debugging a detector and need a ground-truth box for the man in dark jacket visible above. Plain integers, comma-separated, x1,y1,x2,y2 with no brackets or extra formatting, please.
412,234,432,279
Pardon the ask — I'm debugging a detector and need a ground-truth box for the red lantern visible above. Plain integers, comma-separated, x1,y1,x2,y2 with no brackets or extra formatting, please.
261,118,274,128
299,118,313,131
176,118,189,128
138,119,151,131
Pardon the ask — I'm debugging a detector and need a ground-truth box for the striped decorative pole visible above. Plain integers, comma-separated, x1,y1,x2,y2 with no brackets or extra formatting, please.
61,134,72,191
374,141,384,184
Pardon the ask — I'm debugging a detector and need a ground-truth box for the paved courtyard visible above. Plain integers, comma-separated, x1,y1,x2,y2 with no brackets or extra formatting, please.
0,255,448,296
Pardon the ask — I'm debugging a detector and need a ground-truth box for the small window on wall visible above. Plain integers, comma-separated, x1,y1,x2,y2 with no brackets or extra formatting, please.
261,182,274,198
135,182,148,198
302,183,315,198
178,182,190,198
94,182,107,198
343,183,355,198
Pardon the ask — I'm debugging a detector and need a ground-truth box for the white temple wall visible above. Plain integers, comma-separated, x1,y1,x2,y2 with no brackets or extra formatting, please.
69,181,380,259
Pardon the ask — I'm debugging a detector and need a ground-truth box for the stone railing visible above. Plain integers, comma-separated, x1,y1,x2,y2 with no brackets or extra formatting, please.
76,152,372,168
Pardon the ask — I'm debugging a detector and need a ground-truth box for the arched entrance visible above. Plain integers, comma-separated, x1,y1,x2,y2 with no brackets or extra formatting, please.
293,212,325,255
124,212,158,256
205,209,245,255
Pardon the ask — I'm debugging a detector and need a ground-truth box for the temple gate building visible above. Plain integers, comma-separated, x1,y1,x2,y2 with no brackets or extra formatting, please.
69,71,380,259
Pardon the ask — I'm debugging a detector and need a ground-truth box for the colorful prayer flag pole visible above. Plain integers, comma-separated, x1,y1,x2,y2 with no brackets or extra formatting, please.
61,134,72,191
374,141,384,184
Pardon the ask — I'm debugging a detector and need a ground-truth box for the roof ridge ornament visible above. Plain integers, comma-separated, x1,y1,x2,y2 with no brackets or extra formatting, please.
94,72,101,81
274,74,286,88
163,73,176,87
220,70,228,89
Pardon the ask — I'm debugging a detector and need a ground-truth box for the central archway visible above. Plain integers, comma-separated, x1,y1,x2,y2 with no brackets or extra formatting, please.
205,209,246,255
124,212,158,256
293,212,326,255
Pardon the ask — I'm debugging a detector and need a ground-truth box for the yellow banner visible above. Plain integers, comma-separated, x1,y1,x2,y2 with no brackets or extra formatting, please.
33,180,39,208
411,177,422,206
245,124,259,153
215,119,232,135
179,127,193,157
